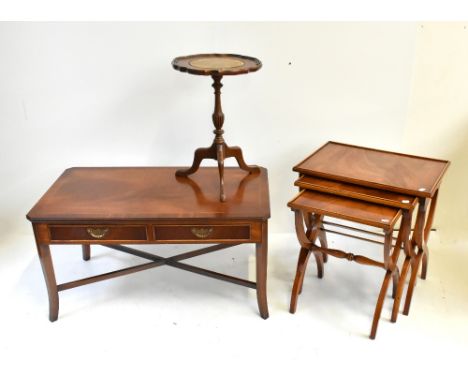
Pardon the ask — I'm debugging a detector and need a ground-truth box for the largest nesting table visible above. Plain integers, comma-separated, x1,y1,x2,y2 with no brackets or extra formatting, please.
27,167,270,321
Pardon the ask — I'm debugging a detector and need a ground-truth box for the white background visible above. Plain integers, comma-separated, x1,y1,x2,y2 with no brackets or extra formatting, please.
0,22,418,235
1,21,467,382
1,22,467,242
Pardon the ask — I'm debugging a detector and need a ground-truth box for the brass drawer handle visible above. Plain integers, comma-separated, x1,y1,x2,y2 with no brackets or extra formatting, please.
191,227,213,239
86,227,109,239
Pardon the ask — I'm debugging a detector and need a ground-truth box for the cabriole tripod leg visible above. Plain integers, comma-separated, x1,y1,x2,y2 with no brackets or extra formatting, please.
175,145,217,177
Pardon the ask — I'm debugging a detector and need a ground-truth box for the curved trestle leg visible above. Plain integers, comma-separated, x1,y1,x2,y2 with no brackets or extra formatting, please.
370,270,393,340
391,256,411,322
403,251,423,315
289,247,312,314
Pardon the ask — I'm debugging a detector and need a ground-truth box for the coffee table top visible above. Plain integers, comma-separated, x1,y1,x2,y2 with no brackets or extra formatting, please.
172,53,262,76
27,167,270,222
294,142,450,198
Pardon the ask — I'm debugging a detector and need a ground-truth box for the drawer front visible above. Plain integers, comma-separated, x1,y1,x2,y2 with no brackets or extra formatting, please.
153,224,255,242
49,225,148,242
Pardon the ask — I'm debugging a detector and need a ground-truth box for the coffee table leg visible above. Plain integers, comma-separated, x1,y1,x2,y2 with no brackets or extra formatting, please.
422,189,439,280
256,222,269,319
82,244,91,261
37,243,59,322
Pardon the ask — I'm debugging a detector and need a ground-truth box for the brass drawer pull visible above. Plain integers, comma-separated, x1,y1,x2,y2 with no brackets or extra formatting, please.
191,227,213,239
86,227,109,239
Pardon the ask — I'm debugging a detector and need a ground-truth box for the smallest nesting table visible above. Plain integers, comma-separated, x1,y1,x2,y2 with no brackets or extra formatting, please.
27,167,270,321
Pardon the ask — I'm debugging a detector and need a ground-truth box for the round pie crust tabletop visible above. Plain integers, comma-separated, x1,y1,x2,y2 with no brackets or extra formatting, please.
172,53,262,76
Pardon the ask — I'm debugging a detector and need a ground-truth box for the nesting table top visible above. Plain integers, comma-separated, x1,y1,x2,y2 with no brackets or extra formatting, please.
294,142,450,198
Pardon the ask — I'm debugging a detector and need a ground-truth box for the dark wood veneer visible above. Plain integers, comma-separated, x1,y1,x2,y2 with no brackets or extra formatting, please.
49,225,148,242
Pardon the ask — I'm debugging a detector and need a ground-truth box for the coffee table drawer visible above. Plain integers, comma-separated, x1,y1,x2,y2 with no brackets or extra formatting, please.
49,225,148,242
153,224,255,242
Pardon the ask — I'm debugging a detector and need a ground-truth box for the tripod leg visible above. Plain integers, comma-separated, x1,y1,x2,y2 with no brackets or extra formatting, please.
175,145,217,177
224,145,260,173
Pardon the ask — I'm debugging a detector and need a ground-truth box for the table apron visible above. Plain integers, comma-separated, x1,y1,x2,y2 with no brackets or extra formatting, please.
33,221,264,244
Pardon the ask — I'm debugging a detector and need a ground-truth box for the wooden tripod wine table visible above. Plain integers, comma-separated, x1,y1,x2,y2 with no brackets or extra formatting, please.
172,53,262,202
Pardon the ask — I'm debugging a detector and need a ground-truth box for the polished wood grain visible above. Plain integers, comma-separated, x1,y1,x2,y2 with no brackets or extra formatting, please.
27,167,269,221
27,167,270,321
288,190,401,230
295,175,418,210
294,142,450,198
172,53,261,76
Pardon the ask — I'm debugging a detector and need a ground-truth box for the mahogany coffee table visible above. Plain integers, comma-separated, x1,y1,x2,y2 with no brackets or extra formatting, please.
27,167,270,321
172,53,262,202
